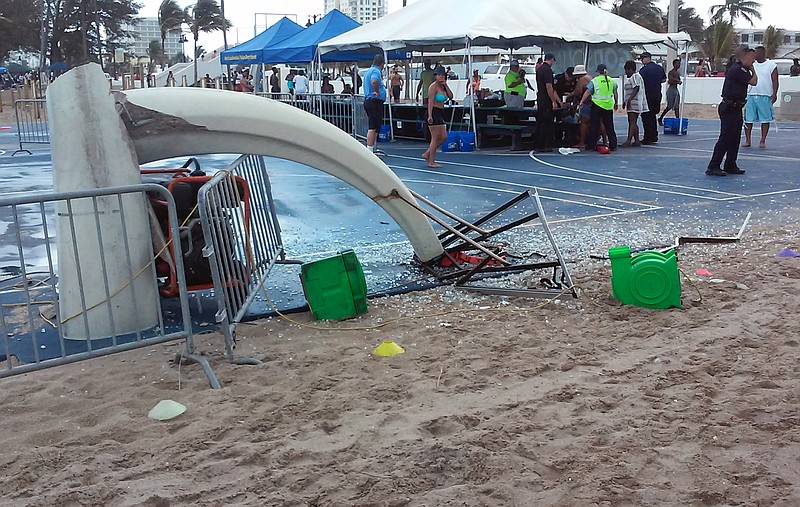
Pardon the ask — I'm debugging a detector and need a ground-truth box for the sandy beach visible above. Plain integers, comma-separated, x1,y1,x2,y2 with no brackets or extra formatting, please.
0,220,798,506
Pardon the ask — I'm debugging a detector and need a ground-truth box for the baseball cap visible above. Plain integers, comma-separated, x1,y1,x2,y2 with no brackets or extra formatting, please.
434,66,446,75
544,53,556,61
640,51,652,59
596,63,607,73
509,59,520,66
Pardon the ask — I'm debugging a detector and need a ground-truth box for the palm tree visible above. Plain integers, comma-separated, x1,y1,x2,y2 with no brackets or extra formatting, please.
611,0,664,33
187,0,228,85
158,0,184,52
661,1,705,43
702,20,737,73
709,0,761,27
220,0,228,50
583,0,604,5
763,25,784,59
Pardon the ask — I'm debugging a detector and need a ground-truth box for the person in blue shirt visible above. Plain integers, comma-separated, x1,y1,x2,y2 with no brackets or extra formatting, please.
422,66,453,168
638,52,666,144
363,54,387,153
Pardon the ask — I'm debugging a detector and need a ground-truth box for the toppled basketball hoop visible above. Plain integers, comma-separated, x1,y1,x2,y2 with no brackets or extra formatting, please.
393,188,577,300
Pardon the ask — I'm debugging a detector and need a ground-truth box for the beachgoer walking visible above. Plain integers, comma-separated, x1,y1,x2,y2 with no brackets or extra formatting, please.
658,59,682,125
580,64,618,152
639,52,666,144
422,66,453,168
364,54,387,154
706,47,758,176
744,46,779,149
622,60,648,147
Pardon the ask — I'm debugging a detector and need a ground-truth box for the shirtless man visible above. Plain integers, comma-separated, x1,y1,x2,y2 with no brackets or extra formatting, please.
389,66,404,102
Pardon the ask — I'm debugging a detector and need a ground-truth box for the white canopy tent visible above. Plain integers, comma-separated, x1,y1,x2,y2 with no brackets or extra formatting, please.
319,0,692,142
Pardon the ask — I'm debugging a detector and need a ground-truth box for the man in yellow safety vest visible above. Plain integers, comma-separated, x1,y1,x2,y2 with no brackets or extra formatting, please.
578,63,618,151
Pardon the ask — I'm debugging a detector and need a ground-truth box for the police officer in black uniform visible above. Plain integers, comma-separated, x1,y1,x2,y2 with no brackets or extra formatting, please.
706,47,758,176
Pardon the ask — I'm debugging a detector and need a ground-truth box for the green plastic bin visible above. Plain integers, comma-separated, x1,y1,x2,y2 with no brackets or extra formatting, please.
609,246,681,309
300,249,368,320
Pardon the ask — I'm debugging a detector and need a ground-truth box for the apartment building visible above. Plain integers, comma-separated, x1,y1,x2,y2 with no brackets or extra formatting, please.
324,0,388,24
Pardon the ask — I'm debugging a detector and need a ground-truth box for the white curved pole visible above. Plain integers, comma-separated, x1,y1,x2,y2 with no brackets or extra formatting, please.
120,87,444,262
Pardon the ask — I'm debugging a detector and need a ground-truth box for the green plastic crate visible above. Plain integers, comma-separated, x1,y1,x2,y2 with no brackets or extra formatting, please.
300,249,368,320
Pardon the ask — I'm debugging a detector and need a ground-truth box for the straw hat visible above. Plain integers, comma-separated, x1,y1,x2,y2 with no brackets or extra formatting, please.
572,65,587,75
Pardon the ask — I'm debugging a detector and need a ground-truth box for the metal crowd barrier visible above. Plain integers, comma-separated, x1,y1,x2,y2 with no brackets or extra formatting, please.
259,92,359,137
198,155,294,364
351,95,368,140
13,99,49,155
0,184,220,388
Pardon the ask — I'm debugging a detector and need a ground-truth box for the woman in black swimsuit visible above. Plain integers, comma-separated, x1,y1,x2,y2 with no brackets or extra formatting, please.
422,66,453,168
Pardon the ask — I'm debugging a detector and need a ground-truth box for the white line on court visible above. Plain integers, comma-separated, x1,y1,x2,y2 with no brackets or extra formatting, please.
655,136,718,144
527,154,743,200
391,154,739,201
718,187,800,201
648,144,800,162
400,177,633,212
389,164,657,208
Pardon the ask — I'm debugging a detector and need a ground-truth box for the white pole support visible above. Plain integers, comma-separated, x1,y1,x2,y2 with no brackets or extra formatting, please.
47,63,159,339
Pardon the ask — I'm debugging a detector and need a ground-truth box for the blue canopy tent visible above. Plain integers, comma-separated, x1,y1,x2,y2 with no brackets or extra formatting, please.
220,17,304,65
260,9,382,64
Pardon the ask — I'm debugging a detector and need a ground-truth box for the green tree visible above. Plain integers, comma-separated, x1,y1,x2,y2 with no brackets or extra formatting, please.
702,20,737,73
148,39,165,67
0,0,42,61
583,0,604,5
611,0,664,33
158,0,183,52
762,25,784,59
709,0,761,27
661,1,705,43
186,0,229,84
45,0,140,68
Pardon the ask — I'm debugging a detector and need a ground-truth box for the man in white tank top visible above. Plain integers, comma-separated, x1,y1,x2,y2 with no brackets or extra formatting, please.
744,46,779,149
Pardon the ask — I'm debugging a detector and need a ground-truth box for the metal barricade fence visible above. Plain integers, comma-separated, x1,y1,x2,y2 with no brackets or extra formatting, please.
198,155,293,363
352,95,368,140
259,92,359,138
0,184,220,388
13,99,49,155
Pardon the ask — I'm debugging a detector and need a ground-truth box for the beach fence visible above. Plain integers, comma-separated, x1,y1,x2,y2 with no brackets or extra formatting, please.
0,184,220,388
198,155,296,364
13,98,49,155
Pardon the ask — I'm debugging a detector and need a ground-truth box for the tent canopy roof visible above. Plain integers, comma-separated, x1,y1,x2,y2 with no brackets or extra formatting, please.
261,9,362,64
320,0,691,54
220,17,304,65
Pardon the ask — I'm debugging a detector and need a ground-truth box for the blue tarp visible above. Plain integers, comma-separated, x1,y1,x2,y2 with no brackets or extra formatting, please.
260,10,370,63
220,17,304,65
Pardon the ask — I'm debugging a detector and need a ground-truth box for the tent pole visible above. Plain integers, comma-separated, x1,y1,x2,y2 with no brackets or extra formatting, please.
384,48,395,142
679,40,689,136
583,43,589,67
467,38,478,149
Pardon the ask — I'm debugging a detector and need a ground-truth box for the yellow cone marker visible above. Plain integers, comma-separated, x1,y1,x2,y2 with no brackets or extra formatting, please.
373,340,405,357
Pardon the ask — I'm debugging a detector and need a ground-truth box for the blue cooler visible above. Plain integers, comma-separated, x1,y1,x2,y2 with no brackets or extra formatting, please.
663,118,688,135
441,131,461,152
459,132,475,152
377,124,391,142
